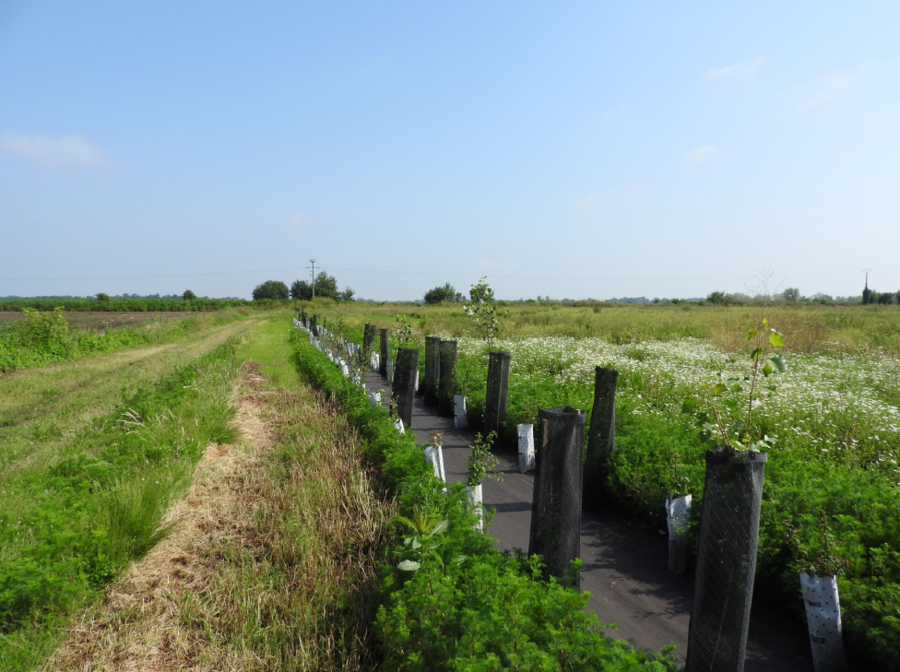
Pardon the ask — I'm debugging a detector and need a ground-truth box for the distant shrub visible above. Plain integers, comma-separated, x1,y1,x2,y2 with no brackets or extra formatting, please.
252,280,290,300
424,283,463,304
19,307,69,351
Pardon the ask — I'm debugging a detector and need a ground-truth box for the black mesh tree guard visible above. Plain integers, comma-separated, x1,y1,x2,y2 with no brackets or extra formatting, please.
301,310,307,327
392,347,419,428
686,447,767,672
438,340,457,418
584,367,618,509
379,328,389,376
310,315,318,337
423,336,441,405
484,351,511,436
363,323,375,350
528,406,586,583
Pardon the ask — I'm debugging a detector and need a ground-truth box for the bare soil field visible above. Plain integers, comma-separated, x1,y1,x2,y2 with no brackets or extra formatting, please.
0,311,200,330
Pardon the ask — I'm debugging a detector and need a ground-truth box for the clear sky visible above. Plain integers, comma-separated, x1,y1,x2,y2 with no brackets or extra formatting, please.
1,1,898,300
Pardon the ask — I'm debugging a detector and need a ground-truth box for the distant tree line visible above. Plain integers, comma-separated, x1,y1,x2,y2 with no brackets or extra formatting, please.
703,286,899,306
862,287,899,305
0,297,251,312
252,270,355,302
0,291,241,301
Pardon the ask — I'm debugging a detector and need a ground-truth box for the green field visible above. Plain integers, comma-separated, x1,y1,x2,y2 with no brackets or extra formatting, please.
2,310,681,672
7,302,899,670
304,299,900,669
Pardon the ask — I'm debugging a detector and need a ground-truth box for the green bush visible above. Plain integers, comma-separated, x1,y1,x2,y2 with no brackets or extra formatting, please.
252,279,290,300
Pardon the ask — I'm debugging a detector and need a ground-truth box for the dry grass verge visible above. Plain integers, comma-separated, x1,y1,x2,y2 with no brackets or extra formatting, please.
45,360,393,671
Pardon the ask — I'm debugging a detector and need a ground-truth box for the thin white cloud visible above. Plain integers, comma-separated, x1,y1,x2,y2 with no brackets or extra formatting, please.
797,61,876,111
686,145,718,163
707,57,765,81
0,132,108,167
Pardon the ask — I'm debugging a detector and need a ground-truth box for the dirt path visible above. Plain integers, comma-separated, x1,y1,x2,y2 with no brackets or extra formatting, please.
365,371,813,671
42,366,273,672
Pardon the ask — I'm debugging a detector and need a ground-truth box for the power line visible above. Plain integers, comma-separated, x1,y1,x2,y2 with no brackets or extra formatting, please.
0,267,311,282
0,264,869,284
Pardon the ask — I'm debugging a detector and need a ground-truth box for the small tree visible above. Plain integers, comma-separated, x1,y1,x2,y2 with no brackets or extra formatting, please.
424,283,463,304
291,279,313,300
182,289,196,300
466,431,502,487
252,280,289,300
314,271,339,299
464,277,501,347
782,287,800,302
706,291,728,306
290,271,350,300
96,292,110,302
20,307,69,350
877,291,894,305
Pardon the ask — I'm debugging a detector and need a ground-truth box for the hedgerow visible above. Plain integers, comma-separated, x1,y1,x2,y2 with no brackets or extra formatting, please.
290,328,677,671
0,297,253,312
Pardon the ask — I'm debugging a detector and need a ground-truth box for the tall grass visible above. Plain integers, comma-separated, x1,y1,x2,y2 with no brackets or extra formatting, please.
102,461,190,565
299,299,900,354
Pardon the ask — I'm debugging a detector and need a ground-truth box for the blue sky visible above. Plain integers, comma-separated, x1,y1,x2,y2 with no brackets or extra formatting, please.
1,1,898,300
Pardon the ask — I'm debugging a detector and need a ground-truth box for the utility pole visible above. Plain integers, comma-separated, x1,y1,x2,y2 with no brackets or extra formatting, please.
310,259,316,299
862,268,873,305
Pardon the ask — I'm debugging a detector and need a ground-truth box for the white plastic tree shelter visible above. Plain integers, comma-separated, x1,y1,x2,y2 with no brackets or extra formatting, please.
517,423,535,473
800,572,848,672
665,494,692,574
454,395,468,429
423,445,446,483
463,483,483,532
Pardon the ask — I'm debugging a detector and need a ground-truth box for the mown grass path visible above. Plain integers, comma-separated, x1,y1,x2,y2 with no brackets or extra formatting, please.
0,315,262,670
0,318,255,482
39,318,390,671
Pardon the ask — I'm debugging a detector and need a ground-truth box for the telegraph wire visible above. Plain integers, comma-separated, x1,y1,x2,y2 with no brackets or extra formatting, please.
0,264,869,284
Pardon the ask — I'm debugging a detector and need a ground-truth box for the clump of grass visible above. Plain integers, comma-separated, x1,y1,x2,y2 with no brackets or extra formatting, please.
102,460,191,566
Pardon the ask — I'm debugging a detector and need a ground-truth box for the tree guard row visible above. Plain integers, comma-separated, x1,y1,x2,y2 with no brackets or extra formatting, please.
339,319,770,672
